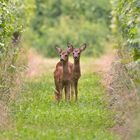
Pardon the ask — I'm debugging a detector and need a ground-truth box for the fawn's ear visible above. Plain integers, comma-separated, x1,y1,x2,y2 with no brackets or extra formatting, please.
67,43,73,54
80,43,87,52
55,45,62,54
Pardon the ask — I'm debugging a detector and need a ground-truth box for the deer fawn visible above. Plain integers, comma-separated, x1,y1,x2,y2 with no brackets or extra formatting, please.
54,45,73,102
68,43,87,101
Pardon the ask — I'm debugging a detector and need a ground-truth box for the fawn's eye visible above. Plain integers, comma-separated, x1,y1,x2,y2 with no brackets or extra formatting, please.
78,53,80,55
65,54,68,57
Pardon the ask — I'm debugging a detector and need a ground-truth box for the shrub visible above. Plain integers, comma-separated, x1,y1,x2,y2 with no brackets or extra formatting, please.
0,0,35,100
111,0,140,60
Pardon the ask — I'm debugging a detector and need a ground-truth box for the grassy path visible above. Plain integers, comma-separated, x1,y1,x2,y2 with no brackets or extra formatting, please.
0,50,118,140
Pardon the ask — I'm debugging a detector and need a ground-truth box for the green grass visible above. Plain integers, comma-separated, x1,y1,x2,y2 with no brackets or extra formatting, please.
0,73,118,140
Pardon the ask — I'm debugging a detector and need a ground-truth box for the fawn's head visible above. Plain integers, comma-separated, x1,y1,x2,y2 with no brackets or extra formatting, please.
55,45,73,63
68,43,87,61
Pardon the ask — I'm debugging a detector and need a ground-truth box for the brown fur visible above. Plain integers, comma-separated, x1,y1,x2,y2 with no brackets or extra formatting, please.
70,43,87,101
54,46,73,102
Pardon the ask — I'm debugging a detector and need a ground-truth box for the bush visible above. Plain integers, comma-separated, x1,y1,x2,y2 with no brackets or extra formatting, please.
111,0,140,60
0,0,35,100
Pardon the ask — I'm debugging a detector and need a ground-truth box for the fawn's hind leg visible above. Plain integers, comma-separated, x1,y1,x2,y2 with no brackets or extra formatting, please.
54,80,62,102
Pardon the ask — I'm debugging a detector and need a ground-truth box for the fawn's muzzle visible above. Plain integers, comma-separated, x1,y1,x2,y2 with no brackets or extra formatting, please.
74,56,78,60
60,58,64,62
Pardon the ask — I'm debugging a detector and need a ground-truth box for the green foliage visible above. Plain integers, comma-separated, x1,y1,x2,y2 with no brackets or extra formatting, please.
0,0,35,99
0,73,117,139
0,0,35,55
111,0,140,60
111,0,140,93
26,0,111,57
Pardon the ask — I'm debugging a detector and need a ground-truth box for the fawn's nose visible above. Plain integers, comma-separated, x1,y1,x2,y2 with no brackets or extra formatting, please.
60,58,64,62
74,56,78,59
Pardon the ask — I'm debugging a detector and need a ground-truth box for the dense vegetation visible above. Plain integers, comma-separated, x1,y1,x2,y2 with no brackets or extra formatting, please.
111,0,140,60
0,0,34,100
111,0,140,83
25,0,111,57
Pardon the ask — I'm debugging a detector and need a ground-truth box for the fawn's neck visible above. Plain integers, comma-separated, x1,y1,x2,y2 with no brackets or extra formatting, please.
74,59,81,74
62,60,69,75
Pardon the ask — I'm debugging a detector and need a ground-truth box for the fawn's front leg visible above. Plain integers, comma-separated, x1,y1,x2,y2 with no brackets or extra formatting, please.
65,82,70,101
71,82,74,101
74,80,78,101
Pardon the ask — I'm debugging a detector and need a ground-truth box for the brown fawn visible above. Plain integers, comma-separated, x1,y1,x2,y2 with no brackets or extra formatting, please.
68,43,87,101
54,45,73,102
